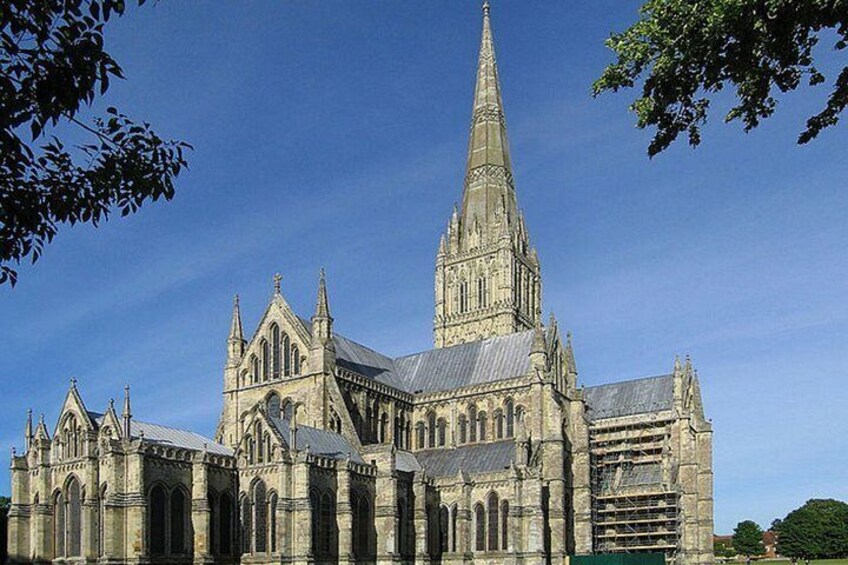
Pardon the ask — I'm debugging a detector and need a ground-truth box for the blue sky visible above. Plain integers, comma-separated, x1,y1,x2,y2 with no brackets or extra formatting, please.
1,1,846,534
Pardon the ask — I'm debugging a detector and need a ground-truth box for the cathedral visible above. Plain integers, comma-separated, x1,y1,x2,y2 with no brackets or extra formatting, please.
6,4,714,565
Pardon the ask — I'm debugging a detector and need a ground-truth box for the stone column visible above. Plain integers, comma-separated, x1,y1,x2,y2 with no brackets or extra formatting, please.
676,417,699,565
33,448,53,562
291,454,313,565
412,473,429,563
7,453,31,564
191,454,213,564
696,428,715,565
569,396,593,554
336,461,354,564
521,475,545,561
458,475,473,562
82,446,99,560
375,451,400,565
124,443,147,560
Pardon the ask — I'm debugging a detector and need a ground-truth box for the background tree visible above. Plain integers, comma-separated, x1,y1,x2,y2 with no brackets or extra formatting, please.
777,499,848,560
733,520,764,560
593,0,848,156
1,0,191,287
714,537,738,560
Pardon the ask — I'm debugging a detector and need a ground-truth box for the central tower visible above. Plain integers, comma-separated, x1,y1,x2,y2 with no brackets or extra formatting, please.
434,3,541,348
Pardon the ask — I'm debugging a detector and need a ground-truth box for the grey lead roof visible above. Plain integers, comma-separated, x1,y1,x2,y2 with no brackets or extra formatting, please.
395,451,422,474
583,374,674,421
333,330,536,394
91,413,232,456
394,330,535,394
132,421,233,456
269,416,364,464
414,440,515,477
333,334,407,390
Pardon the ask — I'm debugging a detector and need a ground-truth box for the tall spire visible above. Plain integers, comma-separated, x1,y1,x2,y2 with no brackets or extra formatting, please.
462,1,516,227
227,294,245,361
315,268,331,321
122,385,132,439
432,3,542,348
310,269,336,373
25,409,33,451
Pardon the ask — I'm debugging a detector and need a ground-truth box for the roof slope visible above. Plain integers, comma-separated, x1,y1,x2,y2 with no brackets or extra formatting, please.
332,329,535,395
269,416,364,464
91,413,232,456
584,374,674,421
415,440,515,477
133,420,232,456
394,330,534,393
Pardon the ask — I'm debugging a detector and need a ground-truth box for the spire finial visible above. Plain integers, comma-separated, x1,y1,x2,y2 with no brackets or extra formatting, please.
273,273,282,294
315,268,331,320
122,385,132,439
25,409,33,449
228,293,245,358
483,1,490,16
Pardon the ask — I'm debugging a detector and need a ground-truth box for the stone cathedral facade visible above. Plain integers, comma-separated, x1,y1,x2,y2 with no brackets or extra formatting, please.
7,5,714,565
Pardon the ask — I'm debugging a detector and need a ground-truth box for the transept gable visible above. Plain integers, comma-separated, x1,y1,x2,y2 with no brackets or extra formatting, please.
53,380,98,438
243,292,311,357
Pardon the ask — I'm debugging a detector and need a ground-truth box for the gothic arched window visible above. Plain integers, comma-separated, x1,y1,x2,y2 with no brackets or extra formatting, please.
149,485,167,556
67,477,82,557
477,276,488,309
487,492,499,551
54,492,66,557
427,412,437,448
469,406,478,443
269,492,278,553
459,280,469,313
271,324,281,378
439,505,449,554
220,492,233,556
292,345,301,375
250,355,259,384
450,504,458,553
170,488,187,555
353,492,372,561
261,340,270,381
415,422,425,450
501,499,510,550
505,399,515,438
321,491,335,557
437,418,447,447
458,414,467,444
494,409,504,439
252,480,268,553
479,411,488,442
283,334,291,376
474,503,485,551
240,495,252,554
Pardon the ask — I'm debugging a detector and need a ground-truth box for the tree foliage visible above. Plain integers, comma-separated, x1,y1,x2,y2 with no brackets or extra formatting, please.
733,520,765,557
593,0,848,156
714,537,738,559
1,0,191,286
777,499,848,559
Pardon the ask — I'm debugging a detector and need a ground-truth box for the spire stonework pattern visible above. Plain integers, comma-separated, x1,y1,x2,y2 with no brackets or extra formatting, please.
434,3,542,348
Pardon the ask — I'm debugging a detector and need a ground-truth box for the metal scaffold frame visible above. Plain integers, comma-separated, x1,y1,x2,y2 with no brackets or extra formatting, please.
589,417,681,563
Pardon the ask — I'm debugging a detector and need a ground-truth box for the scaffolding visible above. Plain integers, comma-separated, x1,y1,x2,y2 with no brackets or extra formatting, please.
589,418,681,562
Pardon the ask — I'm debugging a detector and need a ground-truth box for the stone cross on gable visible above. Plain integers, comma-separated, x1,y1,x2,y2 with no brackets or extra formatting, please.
274,272,282,294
